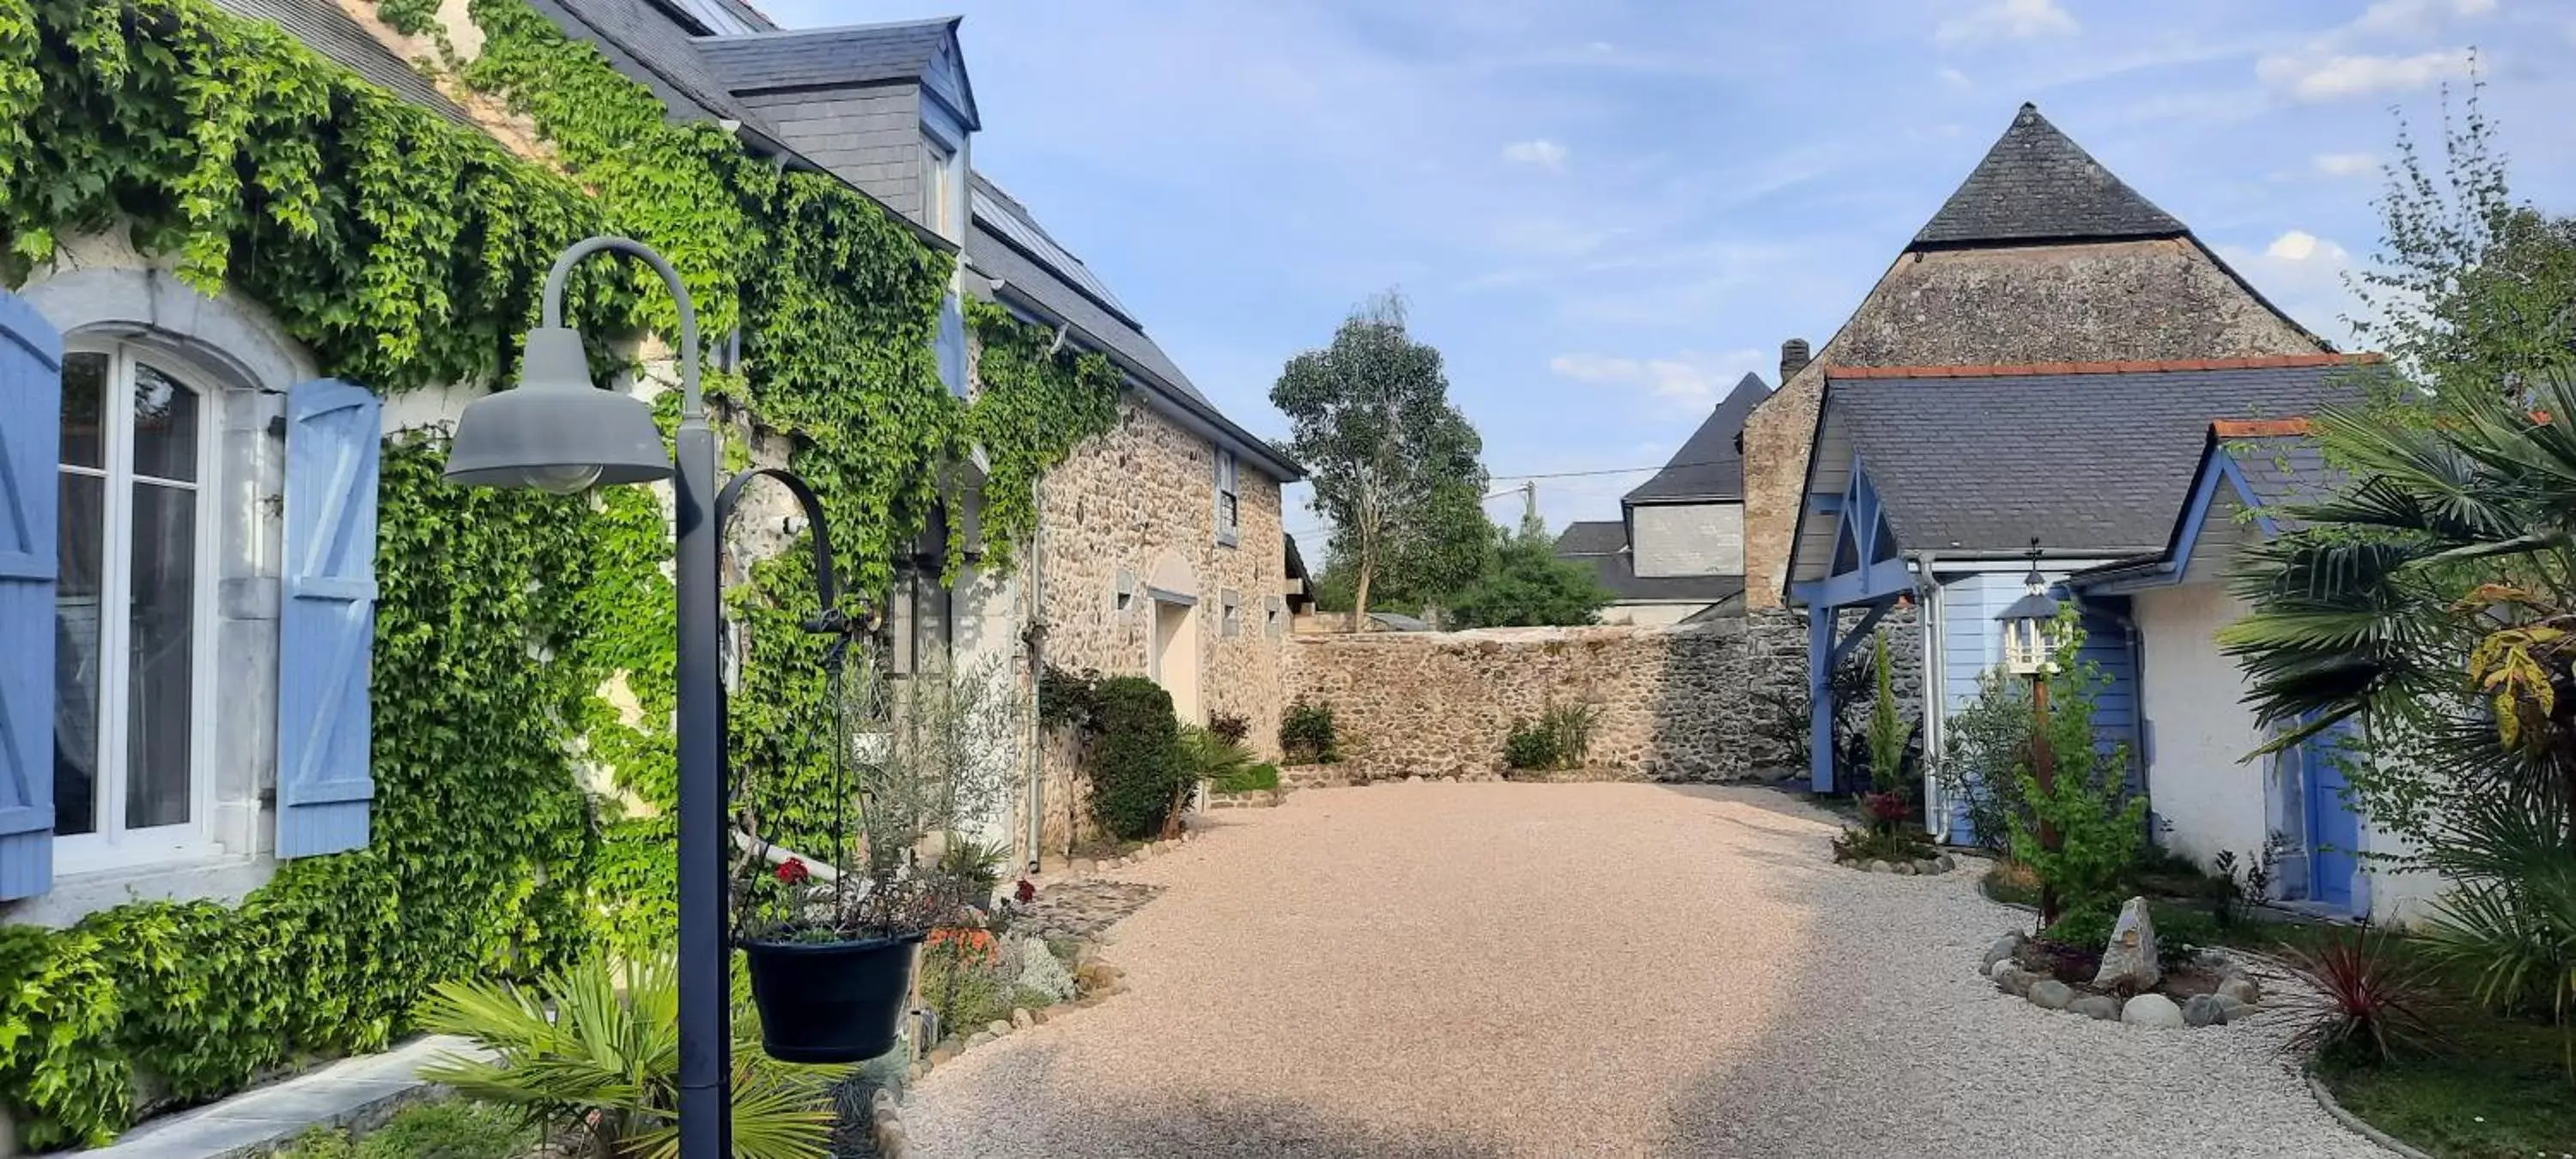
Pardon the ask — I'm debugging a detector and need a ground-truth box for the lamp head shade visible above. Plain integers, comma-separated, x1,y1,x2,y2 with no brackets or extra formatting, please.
443,326,673,491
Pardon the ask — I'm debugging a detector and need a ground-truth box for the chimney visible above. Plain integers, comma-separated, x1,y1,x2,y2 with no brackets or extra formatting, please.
1778,337,1812,383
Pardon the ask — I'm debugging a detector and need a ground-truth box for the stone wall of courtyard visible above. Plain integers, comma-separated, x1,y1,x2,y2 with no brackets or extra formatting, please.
1283,609,1922,785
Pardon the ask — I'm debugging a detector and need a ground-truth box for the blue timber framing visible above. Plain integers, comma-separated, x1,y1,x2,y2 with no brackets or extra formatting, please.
1791,456,1913,792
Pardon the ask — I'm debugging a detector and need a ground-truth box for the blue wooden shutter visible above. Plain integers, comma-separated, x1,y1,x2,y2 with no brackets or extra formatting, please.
276,379,380,858
0,289,61,899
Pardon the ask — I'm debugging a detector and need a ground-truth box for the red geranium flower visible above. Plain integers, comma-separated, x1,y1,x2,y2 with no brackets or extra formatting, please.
775,858,810,883
1015,878,1036,904
1862,792,1910,824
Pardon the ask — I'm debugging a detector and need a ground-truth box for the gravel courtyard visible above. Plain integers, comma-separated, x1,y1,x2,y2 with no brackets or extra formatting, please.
905,782,2383,1158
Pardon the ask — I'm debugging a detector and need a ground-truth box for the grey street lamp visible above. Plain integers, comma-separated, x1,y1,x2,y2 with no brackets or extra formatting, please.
446,236,730,1159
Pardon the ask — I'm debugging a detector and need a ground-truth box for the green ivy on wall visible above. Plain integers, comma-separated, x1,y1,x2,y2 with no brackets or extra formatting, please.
0,0,1124,1147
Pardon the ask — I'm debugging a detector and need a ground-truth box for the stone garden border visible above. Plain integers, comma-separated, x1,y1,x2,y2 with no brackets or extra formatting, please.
1835,852,1959,876
2304,1073,2435,1159
1978,929,2266,1028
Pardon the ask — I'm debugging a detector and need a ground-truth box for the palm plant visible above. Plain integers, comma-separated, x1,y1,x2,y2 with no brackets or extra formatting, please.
2221,366,2576,1032
418,954,836,1159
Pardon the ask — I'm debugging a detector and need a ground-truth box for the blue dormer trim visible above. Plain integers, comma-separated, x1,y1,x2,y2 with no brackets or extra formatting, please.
2074,447,2278,594
922,30,979,131
1804,456,1911,610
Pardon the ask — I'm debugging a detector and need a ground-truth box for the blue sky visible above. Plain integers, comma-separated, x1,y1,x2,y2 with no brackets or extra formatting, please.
766,0,2576,539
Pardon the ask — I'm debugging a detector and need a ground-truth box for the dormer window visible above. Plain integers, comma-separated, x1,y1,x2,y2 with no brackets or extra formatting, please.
920,133,959,239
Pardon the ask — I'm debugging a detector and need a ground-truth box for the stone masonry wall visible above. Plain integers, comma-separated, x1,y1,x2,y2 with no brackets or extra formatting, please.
1740,238,2330,608
1284,607,1923,787
1028,394,1291,858
1285,614,1811,784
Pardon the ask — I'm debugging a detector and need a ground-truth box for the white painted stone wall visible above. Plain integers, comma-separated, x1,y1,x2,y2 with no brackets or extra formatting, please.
1631,502,1742,577
2133,580,2269,868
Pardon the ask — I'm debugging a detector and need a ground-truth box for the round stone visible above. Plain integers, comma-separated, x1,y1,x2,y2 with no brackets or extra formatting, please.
2217,974,2262,1004
1893,860,1918,876
1935,853,1957,872
2122,992,2186,1029
1982,935,2022,970
1987,958,2020,981
1866,859,1893,873
2070,995,2121,1021
2181,994,2226,1027
963,1031,993,1049
2214,995,2256,1022
2028,980,2076,1010
1012,1007,1036,1029
987,1019,1013,1037
1915,859,1942,875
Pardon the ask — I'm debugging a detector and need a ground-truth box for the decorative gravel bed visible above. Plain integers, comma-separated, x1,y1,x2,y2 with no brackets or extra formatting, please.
902,783,2389,1158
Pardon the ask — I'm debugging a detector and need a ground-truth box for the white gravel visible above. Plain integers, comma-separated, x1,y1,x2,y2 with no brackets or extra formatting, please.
905,782,2385,1158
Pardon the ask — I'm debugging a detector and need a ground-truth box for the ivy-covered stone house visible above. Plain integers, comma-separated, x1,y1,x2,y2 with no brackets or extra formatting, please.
0,0,1296,1147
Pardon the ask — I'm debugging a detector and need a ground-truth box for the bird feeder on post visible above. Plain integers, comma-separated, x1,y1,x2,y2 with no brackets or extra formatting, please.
1994,541,2064,926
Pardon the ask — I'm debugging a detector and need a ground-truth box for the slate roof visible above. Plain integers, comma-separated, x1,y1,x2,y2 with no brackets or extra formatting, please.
966,172,1302,481
696,19,957,94
2215,425,2344,533
1911,102,2187,250
1624,373,1771,504
1553,521,1747,604
212,0,473,125
539,0,777,133
1824,356,2382,557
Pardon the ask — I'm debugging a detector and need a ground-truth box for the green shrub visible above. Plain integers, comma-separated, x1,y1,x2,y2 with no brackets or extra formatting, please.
1504,702,1600,772
1086,678,1190,840
418,953,835,1159
2039,901,2117,950
1279,697,1340,763
1179,724,1256,786
1930,669,2034,852
1867,633,1909,795
1503,719,1558,770
2007,610,2148,925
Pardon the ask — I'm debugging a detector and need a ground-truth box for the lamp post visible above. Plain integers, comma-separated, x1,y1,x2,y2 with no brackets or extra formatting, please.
1995,541,2063,928
444,237,729,1159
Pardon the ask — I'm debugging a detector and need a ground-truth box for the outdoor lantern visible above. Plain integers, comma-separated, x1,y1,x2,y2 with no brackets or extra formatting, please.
1995,545,2062,677
443,326,673,494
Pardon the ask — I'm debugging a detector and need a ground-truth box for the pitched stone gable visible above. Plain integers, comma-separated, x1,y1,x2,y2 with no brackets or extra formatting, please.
1737,103,2330,608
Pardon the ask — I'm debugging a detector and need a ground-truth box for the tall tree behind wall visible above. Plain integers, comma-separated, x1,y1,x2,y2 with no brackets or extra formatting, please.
1271,292,1490,630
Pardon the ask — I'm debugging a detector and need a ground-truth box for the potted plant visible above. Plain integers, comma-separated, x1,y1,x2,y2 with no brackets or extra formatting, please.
731,649,1017,1063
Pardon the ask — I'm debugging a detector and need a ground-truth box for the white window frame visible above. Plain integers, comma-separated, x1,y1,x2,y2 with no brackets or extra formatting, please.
920,131,961,241
1214,447,1240,547
52,340,222,876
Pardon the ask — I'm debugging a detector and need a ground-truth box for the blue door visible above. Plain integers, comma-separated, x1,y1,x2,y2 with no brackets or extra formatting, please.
2301,728,2360,912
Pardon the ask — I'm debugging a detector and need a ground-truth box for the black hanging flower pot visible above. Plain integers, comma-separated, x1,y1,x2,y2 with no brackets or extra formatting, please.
740,931,927,1063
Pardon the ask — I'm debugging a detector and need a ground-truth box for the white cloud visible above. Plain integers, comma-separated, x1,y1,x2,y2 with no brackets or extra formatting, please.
1937,66,1973,89
2312,151,2379,177
1547,349,1767,413
1935,0,2079,46
2353,0,2496,37
1500,138,1570,173
2257,48,2474,101
2221,231,2366,346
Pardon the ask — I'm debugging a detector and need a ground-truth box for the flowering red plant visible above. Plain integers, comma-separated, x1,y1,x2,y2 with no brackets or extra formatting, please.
1862,792,1910,825
1015,878,1036,904
775,857,811,883
926,925,999,967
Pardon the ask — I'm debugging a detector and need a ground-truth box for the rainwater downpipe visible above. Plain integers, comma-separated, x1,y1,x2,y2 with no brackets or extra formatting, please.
1910,550,1949,844
1022,477,1048,874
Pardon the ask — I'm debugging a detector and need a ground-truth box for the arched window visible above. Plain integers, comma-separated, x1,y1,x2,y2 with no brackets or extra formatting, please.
52,342,214,866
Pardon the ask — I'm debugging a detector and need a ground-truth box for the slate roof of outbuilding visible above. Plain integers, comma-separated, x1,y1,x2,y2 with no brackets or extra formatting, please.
2215,424,2344,532
1623,373,1771,504
1552,521,1747,604
695,18,957,94
1911,102,2187,249
1823,356,2382,556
